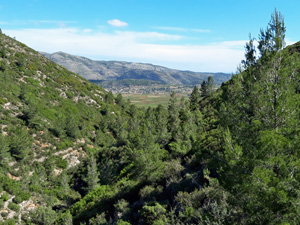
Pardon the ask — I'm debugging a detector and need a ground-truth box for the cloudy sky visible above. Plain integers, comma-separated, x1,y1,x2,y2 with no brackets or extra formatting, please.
0,0,299,73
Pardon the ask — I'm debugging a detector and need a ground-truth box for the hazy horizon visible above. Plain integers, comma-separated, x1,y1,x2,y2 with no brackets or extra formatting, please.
1,0,299,73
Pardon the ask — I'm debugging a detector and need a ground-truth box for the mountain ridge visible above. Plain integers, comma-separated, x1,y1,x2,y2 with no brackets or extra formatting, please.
41,51,231,85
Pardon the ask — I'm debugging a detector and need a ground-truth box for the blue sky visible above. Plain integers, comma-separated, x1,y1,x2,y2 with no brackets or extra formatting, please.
0,0,299,72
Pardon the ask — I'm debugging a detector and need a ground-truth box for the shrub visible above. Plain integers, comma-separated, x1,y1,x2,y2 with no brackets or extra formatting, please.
8,202,20,212
17,191,30,202
1,211,8,219
65,91,74,99
55,156,68,169
57,139,73,150
0,97,7,105
88,212,107,225
117,220,132,225
140,203,167,225
0,175,30,202
1,193,9,201
0,218,15,225
29,206,57,225
12,196,23,204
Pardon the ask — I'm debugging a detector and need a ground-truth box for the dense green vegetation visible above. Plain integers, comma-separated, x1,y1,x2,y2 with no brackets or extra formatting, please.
0,9,300,225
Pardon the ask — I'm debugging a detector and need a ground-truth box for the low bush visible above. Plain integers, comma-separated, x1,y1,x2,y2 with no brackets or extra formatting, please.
8,202,20,212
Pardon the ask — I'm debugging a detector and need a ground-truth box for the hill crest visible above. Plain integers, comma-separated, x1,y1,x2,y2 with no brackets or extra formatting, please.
41,51,231,85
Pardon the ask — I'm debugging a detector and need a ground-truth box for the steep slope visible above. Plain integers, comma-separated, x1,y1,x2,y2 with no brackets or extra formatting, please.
41,51,231,85
196,40,300,224
0,31,212,224
0,31,219,224
0,32,121,223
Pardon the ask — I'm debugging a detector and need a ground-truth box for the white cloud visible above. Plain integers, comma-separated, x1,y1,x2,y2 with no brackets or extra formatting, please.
3,28,245,72
191,28,211,33
155,26,210,33
285,38,296,46
28,20,76,24
115,31,182,41
0,20,76,27
83,29,93,33
155,27,186,32
107,19,128,27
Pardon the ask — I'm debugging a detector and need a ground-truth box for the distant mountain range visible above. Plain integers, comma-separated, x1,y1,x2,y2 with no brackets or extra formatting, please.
41,51,231,85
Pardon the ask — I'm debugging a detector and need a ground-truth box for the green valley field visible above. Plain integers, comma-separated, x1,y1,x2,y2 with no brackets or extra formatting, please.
123,93,189,107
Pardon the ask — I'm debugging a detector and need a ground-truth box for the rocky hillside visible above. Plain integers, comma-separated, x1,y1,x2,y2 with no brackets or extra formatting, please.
41,51,231,85
0,32,116,223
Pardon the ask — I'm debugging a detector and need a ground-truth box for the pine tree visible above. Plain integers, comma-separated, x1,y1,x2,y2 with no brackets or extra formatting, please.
60,172,70,192
269,8,286,51
154,104,170,146
9,127,32,160
242,33,256,69
167,91,180,140
200,80,208,97
105,91,114,104
258,8,286,57
200,76,215,98
83,155,100,192
0,134,10,166
207,76,214,95
65,115,80,139
116,93,125,108
189,86,201,111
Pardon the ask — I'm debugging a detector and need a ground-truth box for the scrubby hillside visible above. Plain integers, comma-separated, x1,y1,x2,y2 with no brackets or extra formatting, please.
0,31,208,224
0,32,118,223
1,10,300,225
